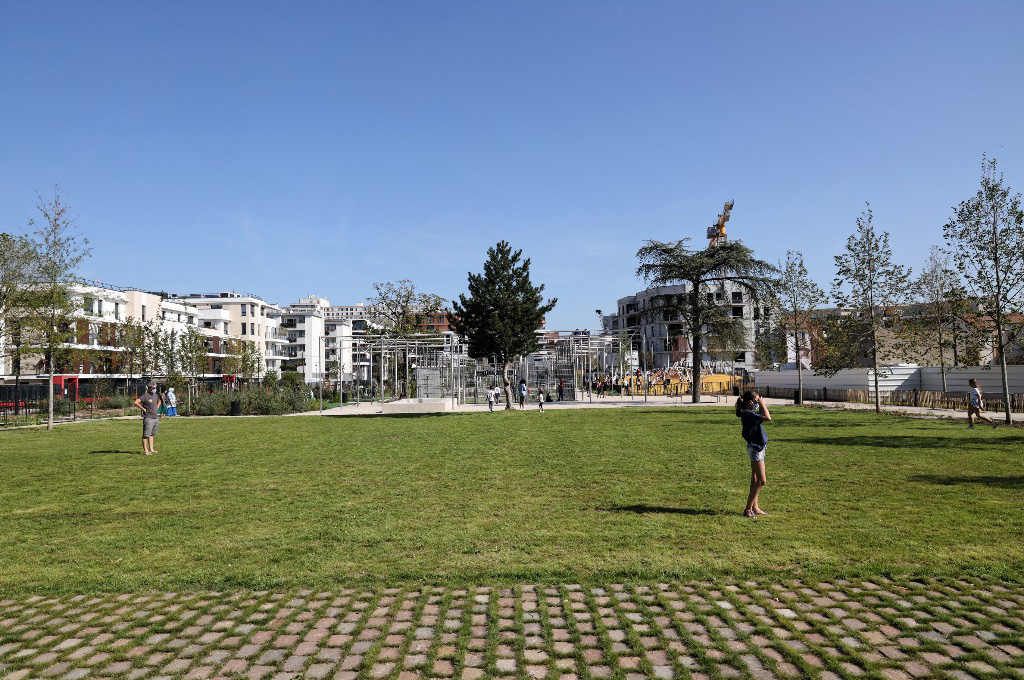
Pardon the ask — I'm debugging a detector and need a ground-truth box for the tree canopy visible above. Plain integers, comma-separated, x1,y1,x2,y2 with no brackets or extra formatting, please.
450,241,556,407
635,238,776,402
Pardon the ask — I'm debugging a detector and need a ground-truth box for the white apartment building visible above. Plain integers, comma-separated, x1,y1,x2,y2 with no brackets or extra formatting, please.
280,296,329,383
324,319,355,382
603,283,768,371
174,292,288,376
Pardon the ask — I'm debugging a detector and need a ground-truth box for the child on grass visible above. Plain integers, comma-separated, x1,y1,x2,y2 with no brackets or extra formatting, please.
967,378,995,429
736,390,772,519
538,389,544,413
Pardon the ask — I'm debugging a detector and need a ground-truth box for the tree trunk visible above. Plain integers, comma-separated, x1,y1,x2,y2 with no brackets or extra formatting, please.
994,317,1012,424
796,331,804,406
47,351,54,431
871,341,881,414
502,361,513,410
690,332,702,403
937,317,947,392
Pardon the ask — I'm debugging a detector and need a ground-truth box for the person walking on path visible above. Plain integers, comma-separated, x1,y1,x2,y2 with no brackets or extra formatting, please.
133,382,163,455
487,385,496,412
558,378,564,402
967,378,995,429
518,378,528,410
538,388,545,413
736,390,772,519
165,387,178,416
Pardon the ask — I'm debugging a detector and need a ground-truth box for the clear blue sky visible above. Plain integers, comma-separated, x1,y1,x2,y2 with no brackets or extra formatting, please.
2,0,1021,329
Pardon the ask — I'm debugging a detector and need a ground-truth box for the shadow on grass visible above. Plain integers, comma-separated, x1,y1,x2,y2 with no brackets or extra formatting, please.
89,450,138,454
909,474,1024,489
800,435,1022,449
324,412,473,420
599,504,728,516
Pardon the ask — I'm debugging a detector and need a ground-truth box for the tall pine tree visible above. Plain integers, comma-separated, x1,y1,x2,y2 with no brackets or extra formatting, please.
450,241,556,409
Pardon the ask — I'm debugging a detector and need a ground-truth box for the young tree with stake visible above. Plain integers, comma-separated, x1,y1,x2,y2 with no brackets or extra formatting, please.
776,250,828,404
832,204,912,414
24,187,91,431
944,156,1024,424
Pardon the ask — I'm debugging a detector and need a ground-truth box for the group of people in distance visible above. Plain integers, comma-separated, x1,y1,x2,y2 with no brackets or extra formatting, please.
486,378,546,413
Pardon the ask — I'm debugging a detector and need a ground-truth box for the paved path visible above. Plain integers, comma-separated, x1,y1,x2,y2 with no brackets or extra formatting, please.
311,395,779,417
2,577,1021,679
304,395,1024,425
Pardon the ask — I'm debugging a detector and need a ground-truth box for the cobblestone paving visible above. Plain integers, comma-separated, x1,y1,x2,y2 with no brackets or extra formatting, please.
1,578,1021,680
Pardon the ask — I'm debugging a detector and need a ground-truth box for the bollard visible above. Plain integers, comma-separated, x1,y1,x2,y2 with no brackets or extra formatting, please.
230,399,242,416
794,389,801,405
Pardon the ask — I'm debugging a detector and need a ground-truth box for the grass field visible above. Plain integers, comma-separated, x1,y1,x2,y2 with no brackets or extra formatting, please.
0,407,1021,595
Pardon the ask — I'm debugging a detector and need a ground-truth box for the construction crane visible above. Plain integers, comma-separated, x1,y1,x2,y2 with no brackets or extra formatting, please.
706,200,734,247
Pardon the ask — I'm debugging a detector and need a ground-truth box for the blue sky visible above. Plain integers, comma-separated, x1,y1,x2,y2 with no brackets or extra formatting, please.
1,0,1021,329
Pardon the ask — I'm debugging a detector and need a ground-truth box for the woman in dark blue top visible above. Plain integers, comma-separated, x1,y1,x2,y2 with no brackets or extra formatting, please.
736,390,772,519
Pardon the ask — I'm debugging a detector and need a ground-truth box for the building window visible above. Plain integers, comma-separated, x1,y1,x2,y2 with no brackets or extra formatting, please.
142,305,147,321
242,324,247,335
732,306,744,318
97,300,104,315
114,303,120,320
732,292,743,303
753,307,760,320
83,297,94,314
735,352,747,363
715,291,723,301
251,304,256,317
250,323,254,335
188,315,194,324
241,305,247,317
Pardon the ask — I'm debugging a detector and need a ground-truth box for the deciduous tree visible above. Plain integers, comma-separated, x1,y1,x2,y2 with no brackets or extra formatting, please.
24,187,91,430
0,232,37,412
776,250,828,404
832,204,912,413
944,156,1024,423
893,247,965,391
369,280,445,335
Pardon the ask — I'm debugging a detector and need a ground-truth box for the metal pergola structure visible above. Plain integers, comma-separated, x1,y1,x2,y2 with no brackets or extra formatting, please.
317,329,688,408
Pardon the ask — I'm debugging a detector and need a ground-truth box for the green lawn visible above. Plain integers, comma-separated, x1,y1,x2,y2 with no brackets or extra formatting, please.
0,407,1021,595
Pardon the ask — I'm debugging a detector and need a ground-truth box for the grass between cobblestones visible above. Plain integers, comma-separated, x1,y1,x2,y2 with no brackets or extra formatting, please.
0,578,1021,680
0,407,1022,595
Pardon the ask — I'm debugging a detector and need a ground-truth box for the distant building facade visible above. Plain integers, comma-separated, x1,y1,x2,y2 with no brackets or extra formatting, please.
602,284,767,371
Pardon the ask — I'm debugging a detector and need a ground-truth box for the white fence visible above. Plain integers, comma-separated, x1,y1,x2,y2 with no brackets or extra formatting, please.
752,365,1024,396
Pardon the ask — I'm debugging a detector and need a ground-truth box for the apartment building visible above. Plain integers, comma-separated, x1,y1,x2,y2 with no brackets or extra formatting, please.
280,296,329,383
324,320,355,381
174,292,288,376
603,283,767,371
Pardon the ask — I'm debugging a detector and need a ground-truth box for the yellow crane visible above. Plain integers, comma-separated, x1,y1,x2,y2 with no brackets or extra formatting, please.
706,200,734,247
